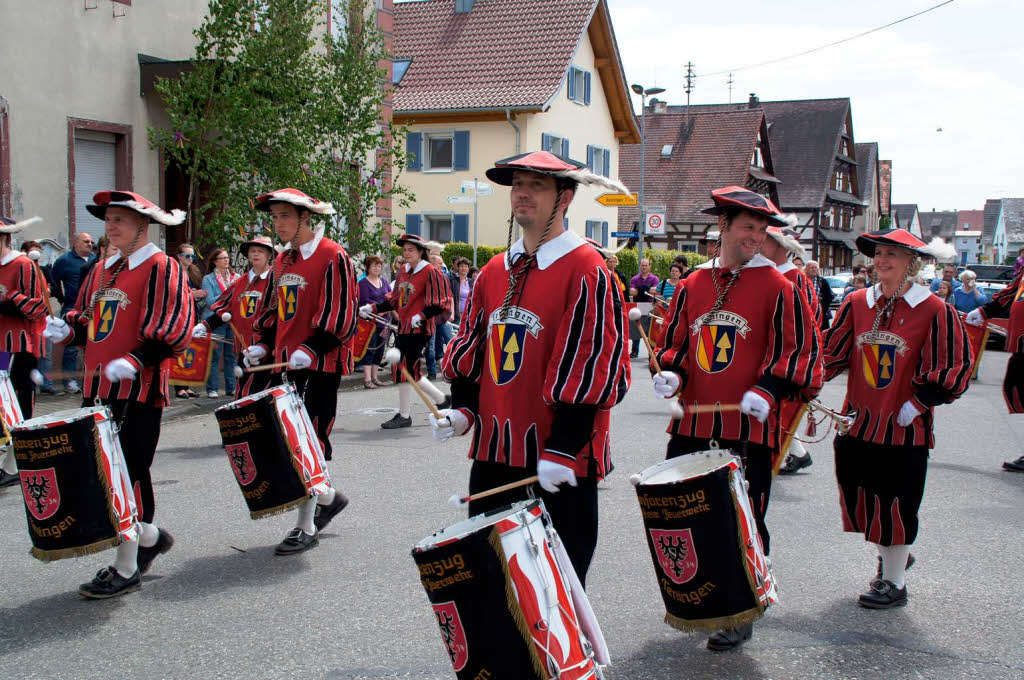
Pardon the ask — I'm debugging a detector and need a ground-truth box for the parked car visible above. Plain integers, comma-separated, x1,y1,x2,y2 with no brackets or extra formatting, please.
957,264,1014,284
824,276,848,307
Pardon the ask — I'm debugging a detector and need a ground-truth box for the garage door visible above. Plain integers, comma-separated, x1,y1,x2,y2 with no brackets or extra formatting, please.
73,131,116,240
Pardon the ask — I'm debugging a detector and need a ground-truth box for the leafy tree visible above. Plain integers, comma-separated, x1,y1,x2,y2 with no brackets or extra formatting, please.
878,215,892,229
149,0,409,257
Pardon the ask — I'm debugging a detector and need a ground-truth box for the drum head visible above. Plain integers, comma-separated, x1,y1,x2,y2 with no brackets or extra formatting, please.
13,406,109,432
217,382,296,411
413,499,543,553
636,451,740,486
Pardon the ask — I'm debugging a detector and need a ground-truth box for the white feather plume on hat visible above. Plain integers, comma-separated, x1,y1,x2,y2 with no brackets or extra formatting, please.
559,168,630,195
920,237,957,262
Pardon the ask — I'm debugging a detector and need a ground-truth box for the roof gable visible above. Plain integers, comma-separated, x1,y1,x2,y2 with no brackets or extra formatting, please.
983,198,1001,240
917,210,959,240
891,203,918,229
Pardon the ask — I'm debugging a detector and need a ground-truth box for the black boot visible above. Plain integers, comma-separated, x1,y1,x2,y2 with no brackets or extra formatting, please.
78,566,141,599
706,623,753,651
1002,455,1024,472
858,579,908,609
313,491,349,531
381,414,412,429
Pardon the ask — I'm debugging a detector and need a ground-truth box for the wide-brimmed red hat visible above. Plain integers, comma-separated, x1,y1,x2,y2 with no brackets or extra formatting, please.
396,233,429,253
254,188,335,215
486,151,630,194
701,186,787,227
856,229,956,260
86,191,185,226
240,235,275,258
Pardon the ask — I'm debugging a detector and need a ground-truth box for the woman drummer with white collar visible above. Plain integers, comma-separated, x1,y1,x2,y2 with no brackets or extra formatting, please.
823,229,972,609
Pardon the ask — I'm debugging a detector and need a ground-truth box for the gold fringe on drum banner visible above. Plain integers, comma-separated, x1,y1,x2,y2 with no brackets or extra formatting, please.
30,536,120,563
663,607,762,633
488,527,548,680
248,495,309,520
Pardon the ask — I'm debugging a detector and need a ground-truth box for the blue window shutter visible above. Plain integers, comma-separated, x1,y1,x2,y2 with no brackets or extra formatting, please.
587,145,595,171
453,131,470,171
603,149,611,178
564,217,569,229
567,67,576,101
602,221,609,247
405,214,421,236
585,220,594,239
562,139,569,159
542,133,552,152
584,71,591,105
453,214,469,243
406,132,421,171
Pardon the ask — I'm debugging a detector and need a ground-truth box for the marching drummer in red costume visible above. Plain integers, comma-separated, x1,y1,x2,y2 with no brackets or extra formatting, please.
247,188,356,555
433,151,631,587
757,222,823,475
193,235,275,397
652,186,823,650
966,264,1024,471
824,229,971,609
42,191,193,598
0,216,49,488
359,232,451,429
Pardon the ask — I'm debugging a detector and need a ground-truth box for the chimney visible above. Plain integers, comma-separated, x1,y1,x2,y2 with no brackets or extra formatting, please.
748,93,759,108
651,99,668,114
455,0,474,13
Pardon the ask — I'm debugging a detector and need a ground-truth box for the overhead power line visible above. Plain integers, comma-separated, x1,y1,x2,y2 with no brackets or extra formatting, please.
699,0,956,78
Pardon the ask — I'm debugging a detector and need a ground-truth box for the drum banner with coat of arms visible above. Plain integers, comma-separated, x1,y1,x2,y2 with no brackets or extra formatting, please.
636,461,774,631
169,336,214,387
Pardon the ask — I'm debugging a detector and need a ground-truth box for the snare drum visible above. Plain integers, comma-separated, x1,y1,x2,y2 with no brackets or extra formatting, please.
215,382,331,519
11,407,138,562
632,453,777,631
412,500,608,680
0,370,25,447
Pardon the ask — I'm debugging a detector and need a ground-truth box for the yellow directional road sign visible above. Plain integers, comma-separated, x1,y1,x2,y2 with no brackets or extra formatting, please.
595,193,639,207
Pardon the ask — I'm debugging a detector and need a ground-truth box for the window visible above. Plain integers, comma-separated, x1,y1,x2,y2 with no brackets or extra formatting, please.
832,168,850,192
567,66,592,105
425,132,453,171
406,131,469,172
751,130,765,167
328,0,347,41
585,220,609,247
661,144,673,157
587,145,610,177
67,118,132,241
393,58,411,85
425,215,453,242
542,133,569,158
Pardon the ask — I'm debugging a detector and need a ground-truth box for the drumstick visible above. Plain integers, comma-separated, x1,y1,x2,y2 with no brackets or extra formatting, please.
448,475,540,508
242,361,290,373
400,366,443,419
686,403,742,414
627,307,662,373
220,312,244,342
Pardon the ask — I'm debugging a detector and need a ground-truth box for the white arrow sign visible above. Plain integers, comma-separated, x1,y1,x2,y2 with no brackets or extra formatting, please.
460,180,493,196
446,195,475,204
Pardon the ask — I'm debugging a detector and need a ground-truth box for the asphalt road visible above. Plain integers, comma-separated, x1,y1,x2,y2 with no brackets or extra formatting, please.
1,350,1022,680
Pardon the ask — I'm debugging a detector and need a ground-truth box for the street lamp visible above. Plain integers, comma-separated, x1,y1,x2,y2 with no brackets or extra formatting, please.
630,84,665,264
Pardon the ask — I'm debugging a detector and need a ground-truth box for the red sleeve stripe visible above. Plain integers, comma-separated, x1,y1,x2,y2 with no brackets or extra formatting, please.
444,277,488,382
656,286,690,373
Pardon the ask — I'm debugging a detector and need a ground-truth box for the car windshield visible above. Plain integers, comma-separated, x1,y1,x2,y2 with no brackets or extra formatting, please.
824,277,847,288
968,265,1014,282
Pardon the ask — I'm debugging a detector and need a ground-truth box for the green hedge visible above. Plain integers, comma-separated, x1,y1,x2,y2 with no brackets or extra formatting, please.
389,242,706,277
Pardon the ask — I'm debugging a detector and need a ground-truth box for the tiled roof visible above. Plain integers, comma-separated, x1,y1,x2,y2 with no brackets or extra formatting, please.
982,199,1001,242
878,160,892,214
1002,198,1024,244
918,211,958,241
891,203,918,230
663,98,853,209
855,142,878,208
616,109,770,228
957,210,985,233
393,0,596,112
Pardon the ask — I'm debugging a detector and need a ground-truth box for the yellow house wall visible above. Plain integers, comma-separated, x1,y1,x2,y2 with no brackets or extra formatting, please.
398,30,628,248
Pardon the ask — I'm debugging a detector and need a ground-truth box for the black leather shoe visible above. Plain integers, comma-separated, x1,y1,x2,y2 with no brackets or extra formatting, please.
0,470,19,487
274,528,319,555
313,492,349,531
437,395,452,410
778,452,812,475
381,414,412,429
78,566,141,599
874,552,915,581
1002,455,1024,472
858,579,908,609
137,528,174,574
707,623,753,651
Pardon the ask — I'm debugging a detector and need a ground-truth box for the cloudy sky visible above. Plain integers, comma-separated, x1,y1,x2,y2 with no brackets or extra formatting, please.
608,0,1024,211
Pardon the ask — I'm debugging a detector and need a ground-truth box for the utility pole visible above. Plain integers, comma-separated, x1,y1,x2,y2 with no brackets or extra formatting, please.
726,73,734,103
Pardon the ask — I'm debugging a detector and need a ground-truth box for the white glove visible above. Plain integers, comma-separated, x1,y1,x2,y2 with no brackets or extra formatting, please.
43,316,70,343
104,357,137,383
243,345,267,366
410,313,423,329
192,323,208,338
652,371,681,399
965,308,985,326
359,304,374,319
896,400,922,427
288,348,313,370
740,390,771,423
429,408,471,443
537,459,578,494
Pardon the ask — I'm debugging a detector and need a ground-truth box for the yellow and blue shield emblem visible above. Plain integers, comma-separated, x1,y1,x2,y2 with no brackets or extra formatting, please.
178,347,197,370
240,292,260,319
862,343,896,389
88,298,120,343
277,284,299,321
696,324,736,373
488,323,527,385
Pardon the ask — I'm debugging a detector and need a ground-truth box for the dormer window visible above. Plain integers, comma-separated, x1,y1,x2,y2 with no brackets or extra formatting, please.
661,145,673,157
